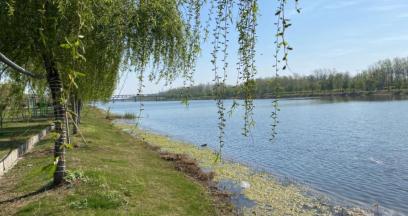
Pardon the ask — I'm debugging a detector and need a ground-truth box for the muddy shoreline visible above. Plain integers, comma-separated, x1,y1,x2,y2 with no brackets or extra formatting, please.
115,122,374,216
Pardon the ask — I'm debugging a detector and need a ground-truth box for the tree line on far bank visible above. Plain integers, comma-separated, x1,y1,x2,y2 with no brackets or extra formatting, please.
157,57,408,99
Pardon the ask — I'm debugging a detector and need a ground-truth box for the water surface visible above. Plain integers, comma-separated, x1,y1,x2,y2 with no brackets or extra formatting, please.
98,99,408,215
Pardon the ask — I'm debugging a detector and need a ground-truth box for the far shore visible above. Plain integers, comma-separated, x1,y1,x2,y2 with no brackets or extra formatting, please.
110,89,408,102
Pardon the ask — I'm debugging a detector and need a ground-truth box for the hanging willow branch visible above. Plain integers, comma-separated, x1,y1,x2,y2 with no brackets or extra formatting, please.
205,0,300,158
271,0,300,140
237,0,258,137
212,0,233,160
181,0,203,105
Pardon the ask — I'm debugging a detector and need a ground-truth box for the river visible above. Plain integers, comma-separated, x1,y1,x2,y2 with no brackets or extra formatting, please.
97,98,408,215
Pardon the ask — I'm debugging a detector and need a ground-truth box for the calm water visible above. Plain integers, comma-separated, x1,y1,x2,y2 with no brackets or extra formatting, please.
98,99,408,215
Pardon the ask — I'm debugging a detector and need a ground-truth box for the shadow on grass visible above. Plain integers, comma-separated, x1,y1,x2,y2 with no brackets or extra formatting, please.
0,125,47,139
0,182,54,205
3,118,52,123
0,140,26,160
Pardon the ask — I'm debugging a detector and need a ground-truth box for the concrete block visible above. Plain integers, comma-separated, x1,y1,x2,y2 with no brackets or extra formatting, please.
0,125,54,177
0,161,4,176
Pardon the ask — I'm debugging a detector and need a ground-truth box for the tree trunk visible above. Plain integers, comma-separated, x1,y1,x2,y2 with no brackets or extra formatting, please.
72,97,78,135
71,97,81,134
65,107,71,144
77,99,82,124
44,56,66,185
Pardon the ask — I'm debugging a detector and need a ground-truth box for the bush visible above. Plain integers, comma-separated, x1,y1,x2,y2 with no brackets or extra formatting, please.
106,111,136,120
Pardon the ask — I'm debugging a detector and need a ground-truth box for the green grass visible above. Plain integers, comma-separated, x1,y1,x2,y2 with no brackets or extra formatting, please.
0,120,51,159
0,108,218,216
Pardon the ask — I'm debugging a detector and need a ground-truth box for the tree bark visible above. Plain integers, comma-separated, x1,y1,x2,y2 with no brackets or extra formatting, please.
71,97,78,135
44,55,66,185
65,107,71,144
0,114,3,129
77,99,82,124
71,96,81,134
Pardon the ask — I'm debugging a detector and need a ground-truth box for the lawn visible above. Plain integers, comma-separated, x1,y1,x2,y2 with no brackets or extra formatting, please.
0,108,219,216
0,120,51,159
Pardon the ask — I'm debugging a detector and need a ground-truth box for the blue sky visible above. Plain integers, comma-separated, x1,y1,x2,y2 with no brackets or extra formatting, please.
117,0,408,94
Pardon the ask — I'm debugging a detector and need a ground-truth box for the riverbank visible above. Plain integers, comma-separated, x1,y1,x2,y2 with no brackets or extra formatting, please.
117,89,408,102
114,120,370,215
264,89,408,99
0,108,227,215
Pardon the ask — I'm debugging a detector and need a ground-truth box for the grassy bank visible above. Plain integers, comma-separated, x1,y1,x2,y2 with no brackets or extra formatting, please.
0,108,221,216
0,120,51,159
116,124,369,216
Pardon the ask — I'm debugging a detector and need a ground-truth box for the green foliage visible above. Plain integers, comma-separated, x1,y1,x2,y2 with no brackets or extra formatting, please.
236,0,258,137
0,0,201,102
271,0,301,140
69,198,89,209
106,111,137,120
211,0,234,159
69,191,126,210
0,82,25,128
202,0,300,155
40,155,61,178
48,132,60,140
123,113,137,119
65,170,89,184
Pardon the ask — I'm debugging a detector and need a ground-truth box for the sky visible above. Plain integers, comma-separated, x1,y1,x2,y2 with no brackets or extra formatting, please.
116,0,408,94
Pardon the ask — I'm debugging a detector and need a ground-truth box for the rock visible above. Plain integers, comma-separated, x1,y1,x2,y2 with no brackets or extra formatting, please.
240,181,250,189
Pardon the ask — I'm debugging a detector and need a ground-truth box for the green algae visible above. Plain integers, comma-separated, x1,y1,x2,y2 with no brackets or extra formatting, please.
115,124,352,216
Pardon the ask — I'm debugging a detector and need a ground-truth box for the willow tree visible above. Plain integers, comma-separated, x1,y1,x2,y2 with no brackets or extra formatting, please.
0,82,24,128
0,0,298,185
0,0,204,185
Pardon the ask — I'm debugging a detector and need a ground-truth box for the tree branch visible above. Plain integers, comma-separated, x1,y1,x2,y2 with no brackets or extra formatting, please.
0,52,44,79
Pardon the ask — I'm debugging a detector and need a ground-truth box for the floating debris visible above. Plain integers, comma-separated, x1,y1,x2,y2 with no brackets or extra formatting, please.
240,181,251,189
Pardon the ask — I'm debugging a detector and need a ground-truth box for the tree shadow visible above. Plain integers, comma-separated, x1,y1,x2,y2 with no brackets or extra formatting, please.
0,182,55,205
0,124,48,138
